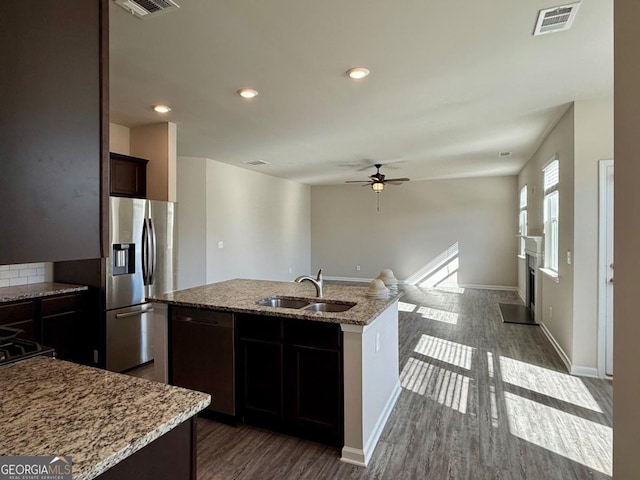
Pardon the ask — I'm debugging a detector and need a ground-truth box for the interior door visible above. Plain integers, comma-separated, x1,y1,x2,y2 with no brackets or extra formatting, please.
599,160,614,377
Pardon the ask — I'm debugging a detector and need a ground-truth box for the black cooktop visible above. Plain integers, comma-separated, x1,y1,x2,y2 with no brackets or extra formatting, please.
0,327,56,366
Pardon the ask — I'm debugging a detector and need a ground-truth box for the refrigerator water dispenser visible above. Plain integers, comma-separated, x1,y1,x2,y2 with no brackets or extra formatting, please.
112,243,135,275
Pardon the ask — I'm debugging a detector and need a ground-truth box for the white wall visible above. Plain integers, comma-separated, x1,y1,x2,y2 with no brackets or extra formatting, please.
177,157,311,288
109,122,130,155
518,104,575,363
311,176,518,287
572,96,613,368
517,97,613,374
614,1,640,475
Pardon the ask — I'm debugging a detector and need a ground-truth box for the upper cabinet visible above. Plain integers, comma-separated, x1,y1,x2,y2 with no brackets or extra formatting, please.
0,0,108,264
110,153,149,199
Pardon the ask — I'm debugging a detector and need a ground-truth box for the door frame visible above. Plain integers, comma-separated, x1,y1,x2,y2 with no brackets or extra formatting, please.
598,159,614,378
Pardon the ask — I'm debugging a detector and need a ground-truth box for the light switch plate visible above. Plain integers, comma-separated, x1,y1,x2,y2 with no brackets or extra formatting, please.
218,241,224,249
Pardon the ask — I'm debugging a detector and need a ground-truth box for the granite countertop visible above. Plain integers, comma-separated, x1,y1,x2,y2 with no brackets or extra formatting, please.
0,357,210,480
148,279,402,326
0,282,88,303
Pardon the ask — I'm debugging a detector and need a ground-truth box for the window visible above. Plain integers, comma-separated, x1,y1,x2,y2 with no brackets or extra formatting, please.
543,158,559,272
518,185,528,255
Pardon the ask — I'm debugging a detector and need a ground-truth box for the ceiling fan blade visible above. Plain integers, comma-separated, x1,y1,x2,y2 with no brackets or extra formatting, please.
345,180,371,183
384,177,410,182
386,182,404,185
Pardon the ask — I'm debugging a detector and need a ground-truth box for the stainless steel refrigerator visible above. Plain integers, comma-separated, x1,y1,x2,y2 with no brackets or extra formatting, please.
105,197,176,372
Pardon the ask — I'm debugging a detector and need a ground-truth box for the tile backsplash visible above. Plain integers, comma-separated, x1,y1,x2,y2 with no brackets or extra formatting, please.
0,262,53,287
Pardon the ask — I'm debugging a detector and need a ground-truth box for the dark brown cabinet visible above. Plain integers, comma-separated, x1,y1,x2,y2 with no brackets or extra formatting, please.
237,315,285,426
0,301,37,341
0,293,86,362
110,153,149,198
0,0,109,264
286,321,343,446
41,293,85,363
236,314,343,446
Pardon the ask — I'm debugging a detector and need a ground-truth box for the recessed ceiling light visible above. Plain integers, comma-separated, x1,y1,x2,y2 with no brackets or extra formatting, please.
346,67,370,80
237,88,259,99
153,104,171,113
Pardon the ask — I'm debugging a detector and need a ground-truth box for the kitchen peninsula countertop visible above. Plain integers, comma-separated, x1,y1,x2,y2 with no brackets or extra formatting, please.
148,278,402,326
0,282,88,303
0,357,210,480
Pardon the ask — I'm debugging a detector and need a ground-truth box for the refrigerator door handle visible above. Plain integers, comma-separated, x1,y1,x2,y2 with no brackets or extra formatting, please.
142,218,149,285
115,307,154,319
149,218,157,285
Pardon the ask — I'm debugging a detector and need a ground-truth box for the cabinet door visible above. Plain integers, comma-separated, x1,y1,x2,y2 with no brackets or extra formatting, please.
41,293,84,362
287,345,343,446
0,301,36,341
110,153,148,198
238,339,284,426
0,0,108,263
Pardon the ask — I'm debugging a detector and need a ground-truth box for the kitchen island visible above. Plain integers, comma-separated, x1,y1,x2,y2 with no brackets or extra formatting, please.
0,357,210,480
149,278,401,466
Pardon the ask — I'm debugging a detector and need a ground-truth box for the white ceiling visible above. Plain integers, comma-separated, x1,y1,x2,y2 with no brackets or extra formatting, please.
109,0,613,185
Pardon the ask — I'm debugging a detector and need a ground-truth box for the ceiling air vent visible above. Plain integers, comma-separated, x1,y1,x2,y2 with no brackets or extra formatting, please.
498,152,513,158
114,0,180,19
243,160,271,166
533,2,581,36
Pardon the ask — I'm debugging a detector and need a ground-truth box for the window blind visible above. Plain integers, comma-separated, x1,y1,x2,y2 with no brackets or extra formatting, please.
543,159,559,194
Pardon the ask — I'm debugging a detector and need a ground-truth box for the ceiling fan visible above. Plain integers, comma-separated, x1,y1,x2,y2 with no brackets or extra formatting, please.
345,164,410,211
345,164,410,193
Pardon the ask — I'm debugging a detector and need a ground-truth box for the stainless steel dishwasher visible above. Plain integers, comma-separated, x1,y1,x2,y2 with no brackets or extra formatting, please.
170,307,235,416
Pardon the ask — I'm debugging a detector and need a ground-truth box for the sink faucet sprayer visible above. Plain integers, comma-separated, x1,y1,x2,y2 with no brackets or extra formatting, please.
294,269,323,298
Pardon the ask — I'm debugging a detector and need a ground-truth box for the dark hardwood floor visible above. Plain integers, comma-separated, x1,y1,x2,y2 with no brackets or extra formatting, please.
131,284,613,479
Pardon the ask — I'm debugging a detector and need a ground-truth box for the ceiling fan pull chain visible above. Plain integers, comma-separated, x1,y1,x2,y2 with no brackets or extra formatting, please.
377,193,380,212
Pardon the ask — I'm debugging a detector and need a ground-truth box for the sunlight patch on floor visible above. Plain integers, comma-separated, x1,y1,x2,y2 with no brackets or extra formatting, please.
400,357,470,414
398,301,418,312
416,306,459,325
499,355,603,413
414,334,473,369
504,392,612,476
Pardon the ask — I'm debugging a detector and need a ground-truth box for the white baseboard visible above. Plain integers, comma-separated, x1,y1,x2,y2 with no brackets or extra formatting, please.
341,381,402,467
539,322,598,377
539,322,572,373
570,365,599,378
340,446,367,467
458,284,519,291
517,289,525,303
324,276,371,283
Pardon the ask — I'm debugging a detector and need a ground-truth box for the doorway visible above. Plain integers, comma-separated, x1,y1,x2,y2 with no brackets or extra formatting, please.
598,159,614,377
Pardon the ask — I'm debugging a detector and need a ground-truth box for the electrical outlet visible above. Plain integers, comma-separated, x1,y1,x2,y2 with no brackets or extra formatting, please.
375,333,380,352
288,267,292,274
356,265,361,271
567,251,572,265
549,307,553,318
218,241,224,249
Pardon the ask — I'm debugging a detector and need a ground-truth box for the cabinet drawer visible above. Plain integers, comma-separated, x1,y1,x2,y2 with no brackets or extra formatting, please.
41,294,83,317
237,314,283,340
286,320,342,349
0,301,36,326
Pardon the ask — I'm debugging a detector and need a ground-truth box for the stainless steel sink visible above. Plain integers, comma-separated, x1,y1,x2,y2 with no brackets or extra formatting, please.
257,297,310,309
303,302,355,313
257,296,356,313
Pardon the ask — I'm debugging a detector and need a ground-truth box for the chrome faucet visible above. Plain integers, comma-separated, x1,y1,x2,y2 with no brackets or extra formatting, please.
294,269,323,298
